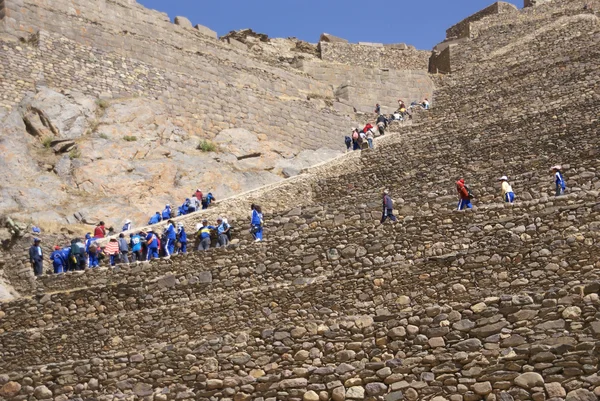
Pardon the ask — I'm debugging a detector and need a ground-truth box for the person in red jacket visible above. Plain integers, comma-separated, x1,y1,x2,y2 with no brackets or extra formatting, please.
195,188,203,202
456,179,473,210
94,221,106,238
363,123,374,133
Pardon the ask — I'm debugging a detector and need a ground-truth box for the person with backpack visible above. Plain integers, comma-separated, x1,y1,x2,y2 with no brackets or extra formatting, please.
456,178,473,210
163,220,177,256
130,233,142,262
216,217,230,247
176,223,187,254
85,233,100,268
118,233,130,264
70,238,86,271
344,136,352,152
380,190,398,224
498,176,515,204
250,204,264,242
50,245,68,274
104,238,120,267
551,165,566,196
148,212,162,225
145,230,159,260
94,221,106,238
162,205,172,220
202,193,215,209
122,219,132,232
366,128,375,149
196,220,216,251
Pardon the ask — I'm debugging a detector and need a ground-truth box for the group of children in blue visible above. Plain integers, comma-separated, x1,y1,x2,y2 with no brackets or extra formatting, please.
39,202,265,276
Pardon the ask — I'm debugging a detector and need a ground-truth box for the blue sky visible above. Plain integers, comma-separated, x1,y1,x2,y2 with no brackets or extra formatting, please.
137,0,521,50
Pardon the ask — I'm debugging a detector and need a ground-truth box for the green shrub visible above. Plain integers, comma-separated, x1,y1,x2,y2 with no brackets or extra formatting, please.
99,133,109,139
123,135,138,142
96,99,110,110
197,139,217,152
42,137,53,148
69,148,81,159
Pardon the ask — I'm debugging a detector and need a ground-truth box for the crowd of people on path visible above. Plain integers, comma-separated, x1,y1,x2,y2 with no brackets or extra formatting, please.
30,196,266,276
345,99,431,152
454,165,566,211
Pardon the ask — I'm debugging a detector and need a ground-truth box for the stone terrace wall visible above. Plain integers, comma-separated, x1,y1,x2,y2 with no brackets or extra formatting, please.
295,59,434,113
446,2,518,40
319,42,430,70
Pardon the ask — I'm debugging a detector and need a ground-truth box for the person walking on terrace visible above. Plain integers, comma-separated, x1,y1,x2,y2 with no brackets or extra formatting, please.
456,178,473,210
118,233,130,264
145,230,159,260
85,233,100,268
176,223,187,254
105,238,120,267
498,176,515,204
148,211,162,225
122,219,132,232
94,221,107,238
197,219,215,251
216,217,231,248
380,190,397,224
551,165,566,196
50,245,68,274
130,232,142,262
250,204,264,242
29,238,44,276
164,220,177,256
162,204,172,220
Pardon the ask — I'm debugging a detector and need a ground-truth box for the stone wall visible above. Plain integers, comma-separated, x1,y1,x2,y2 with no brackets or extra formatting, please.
319,42,430,70
295,59,434,113
446,2,519,40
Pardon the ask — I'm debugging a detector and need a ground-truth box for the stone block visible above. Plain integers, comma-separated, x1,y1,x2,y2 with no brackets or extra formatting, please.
195,24,217,39
319,33,348,43
524,0,553,7
358,42,384,47
227,37,248,51
174,16,193,28
385,43,408,50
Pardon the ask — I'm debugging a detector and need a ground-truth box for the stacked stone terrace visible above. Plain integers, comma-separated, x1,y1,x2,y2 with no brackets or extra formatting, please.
1,0,600,400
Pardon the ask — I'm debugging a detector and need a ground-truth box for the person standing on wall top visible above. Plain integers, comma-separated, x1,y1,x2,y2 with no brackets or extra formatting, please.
250,204,264,242
85,233,100,268
148,212,162,225
118,233,130,264
145,230,159,260
130,232,142,262
197,219,215,251
162,204,172,220
94,221,106,238
498,176,515,204
216,217,230,247
551,165,566,196
176,223,187,254
380,190,398,224
122,219,132,232
456,178,473,210
164,220,177,256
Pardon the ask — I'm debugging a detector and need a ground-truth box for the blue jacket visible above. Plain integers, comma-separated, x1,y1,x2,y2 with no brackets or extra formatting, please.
85,238,99,253
217,222,230,235
122,222,132,232
146,232,158,249
251,210,263,226
148,213,162,225
50,249,69,268
197,225,215,239
555,171,566,190
178,227,187,243
165,223,177,240
130,235,142,252
162,207,172,220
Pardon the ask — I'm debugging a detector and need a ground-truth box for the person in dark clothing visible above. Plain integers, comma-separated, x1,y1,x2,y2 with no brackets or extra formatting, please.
380,190,398,224
29,238,44,276
118,233,130,264
70,238,86,271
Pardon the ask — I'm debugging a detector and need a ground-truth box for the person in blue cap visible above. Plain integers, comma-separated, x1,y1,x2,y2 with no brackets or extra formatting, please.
148,212,162,225
163,220,177,256
162,204,172,220
85,233,100,268
145,230,159,260
29,238,44,276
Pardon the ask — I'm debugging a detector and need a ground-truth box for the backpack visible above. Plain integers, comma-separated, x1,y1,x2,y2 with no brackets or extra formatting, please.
89,241,98,253
352,132,359,140
466,186,475,199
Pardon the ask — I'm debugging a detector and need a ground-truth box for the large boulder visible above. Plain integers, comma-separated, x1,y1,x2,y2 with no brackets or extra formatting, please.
214,128,263,160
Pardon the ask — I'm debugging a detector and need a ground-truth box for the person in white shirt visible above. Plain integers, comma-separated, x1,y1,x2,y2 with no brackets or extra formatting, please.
498,176,515,203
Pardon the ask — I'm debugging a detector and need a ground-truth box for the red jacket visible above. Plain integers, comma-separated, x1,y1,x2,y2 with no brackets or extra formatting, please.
456,179,470,200
94,225,106,238
195,190,203,201
363,124,374,133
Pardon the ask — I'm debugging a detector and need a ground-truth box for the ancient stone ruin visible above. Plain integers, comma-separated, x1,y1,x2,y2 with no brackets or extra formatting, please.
1,0,600,400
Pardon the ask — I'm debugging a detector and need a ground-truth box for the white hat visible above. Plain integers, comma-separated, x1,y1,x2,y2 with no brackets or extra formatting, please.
498,176,508,181
550,165,562,171
124,219,131,224
383,189,389,194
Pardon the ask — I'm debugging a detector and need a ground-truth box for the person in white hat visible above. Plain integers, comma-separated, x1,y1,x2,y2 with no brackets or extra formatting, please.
551,165,566,196
498,176,515,204
122,219,132,232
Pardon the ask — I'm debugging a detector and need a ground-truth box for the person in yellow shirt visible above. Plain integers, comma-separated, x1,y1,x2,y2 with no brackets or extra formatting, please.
498,176,515,203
